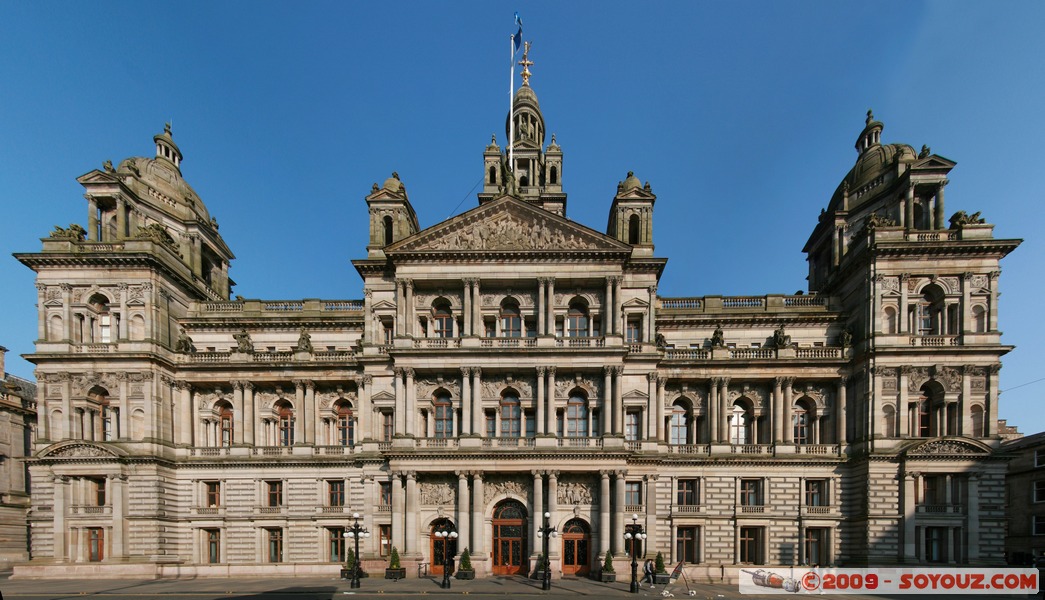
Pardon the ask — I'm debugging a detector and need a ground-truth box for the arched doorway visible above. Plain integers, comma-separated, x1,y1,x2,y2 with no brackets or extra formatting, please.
561,518,591,576
429,518,457,576
492,499,528,575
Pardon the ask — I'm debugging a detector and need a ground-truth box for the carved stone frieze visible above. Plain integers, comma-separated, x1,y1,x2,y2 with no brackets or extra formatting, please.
557,480,594,505
555,374,601,399
485,478,528,505
880,277,899,294
420,211,601,252
419,480,456,506
481,376,533,400
44,443,117,458
907,367,931,392
728,384,766,408
416,375,461,400
909,440,985,456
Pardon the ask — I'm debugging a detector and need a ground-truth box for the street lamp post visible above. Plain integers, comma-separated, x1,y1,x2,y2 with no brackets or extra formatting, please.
434,524,459,589
535,511,557,591
623,513,647,593
343,512,370,589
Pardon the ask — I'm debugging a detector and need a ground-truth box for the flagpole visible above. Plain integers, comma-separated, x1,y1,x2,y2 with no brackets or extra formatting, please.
509,33,516,170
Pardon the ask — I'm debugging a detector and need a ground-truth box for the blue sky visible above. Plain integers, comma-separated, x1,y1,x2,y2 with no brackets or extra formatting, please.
2,2,1043,431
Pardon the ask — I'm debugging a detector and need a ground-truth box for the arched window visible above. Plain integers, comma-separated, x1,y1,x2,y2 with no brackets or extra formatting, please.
336,401,354,446
48,314,64,341
793,398,814,445
729,400,751,445
566,393,588,438
916,381,945,437
87,293,113,344
434,393,453,439
489,165,497,185
567,301,589,338
972,305,987,333
383,215,394,245
883,405,896,438
500,392,521,438
217,401,234,447
276,400,295,446
433,300,453,338
669,401,690,445
500,300,521,338
628,214,641,245
916,285,945,336
550,166,558,185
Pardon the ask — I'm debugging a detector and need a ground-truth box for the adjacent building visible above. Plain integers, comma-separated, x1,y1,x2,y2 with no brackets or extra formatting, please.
0,346,37,567
13,55,1020,579
1003,431,1045,565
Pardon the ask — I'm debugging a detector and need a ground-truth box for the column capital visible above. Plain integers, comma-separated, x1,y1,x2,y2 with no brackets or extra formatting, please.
293,379,311,391
394,367,404,377
470,366,482,377
614,470,627,479
600,471,611,479
531,469,545,477
546,366,555,377
989,364,1002,374
644,474,659,482
243,381,255,391
361,374,373,385
611,366,623,376
536,366,547,376
647,372,658,382
456,470,470,480
838,375,849,386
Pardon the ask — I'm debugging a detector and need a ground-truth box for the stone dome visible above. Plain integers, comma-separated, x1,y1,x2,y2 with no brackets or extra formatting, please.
621,171,642,192
382,172,405,194
116,155,210,224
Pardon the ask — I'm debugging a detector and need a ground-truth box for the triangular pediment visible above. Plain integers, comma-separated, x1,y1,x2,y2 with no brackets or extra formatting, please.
366,188,408,202
912,155,957,171
615,187,655,201
623,389,650,401
371,300,397,311
370,390,396,404
621,298,650,309
76,169,121,185
39,440,124,459
388,196,630,255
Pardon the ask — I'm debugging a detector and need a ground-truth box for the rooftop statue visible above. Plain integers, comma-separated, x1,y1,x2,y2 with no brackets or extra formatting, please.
175,328,196,354
710,325,725,348
295,328,313,353
49,223,86,241
949,210,985,229
233,329,254,354
773,324,792,349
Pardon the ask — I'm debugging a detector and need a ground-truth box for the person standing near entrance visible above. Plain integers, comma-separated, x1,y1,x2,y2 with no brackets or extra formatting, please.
643,559,655,585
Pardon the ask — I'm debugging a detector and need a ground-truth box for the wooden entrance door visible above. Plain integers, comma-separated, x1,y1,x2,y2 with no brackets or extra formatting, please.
88,527,105,562
430,518,457,576
492,499,527,575
561,519,590,576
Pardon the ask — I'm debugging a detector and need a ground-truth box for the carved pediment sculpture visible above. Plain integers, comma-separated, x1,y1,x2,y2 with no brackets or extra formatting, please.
906,439,990,457
42,442,119,459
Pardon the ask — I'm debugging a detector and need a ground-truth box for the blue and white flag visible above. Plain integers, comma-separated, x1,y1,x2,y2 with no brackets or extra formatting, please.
513,12,523,55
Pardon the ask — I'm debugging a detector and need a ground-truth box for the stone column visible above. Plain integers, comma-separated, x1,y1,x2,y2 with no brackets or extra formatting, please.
719,378,731,443
358,375,371,441
935,181,946,230
604,277,613,337
599,472,611,556
87,196,98,241
614,367,624,435
612,277,623,335
459,368,471,436
988,271,1000,331
657,376,667,442
232,382,244,445
395,279,405,336
603,367,613,436
243,382,255,445
967,474,980,561
903,471,917,560
456,471,470,554
35,283,46,341
646,373,658,439
782,379,793,444
305,381,316,444
532,471,544,547
178,382,192,446
644,475,658,555
836,377,847,444
116,283,128,340
293,380,306,445
905,185,915,230
405,280,415,337
708,378,718,443
471,473,485,557
472,279,482,337
899,274,910,334
772,378,784,443
546,367,556,435
546,278,555,335
987,365,1001,437
613,471,626,555
393,368,405,436
391,473,405,554
463,279,473,336
405,369,416,437
537,278,546,335
61,284,73,341
117,374,129,439
646,285,656,343
536,367,546,435
110,474,125,558
53,476,67,561
547,471,558,546
471,368,483,436
405,472,418,554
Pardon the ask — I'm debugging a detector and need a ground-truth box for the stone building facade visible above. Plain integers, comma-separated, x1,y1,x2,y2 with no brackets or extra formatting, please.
0,346,36,567
14,69,1020,580
1002,432,1045,565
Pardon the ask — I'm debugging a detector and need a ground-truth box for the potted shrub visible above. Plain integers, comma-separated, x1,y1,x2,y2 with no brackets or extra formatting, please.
340,548,355,579
653,551,671,585
455,547,475,580
599,551,616,582
385,546,406,580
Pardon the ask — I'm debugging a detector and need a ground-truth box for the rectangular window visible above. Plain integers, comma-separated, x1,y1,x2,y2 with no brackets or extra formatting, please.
625,412,640,441
924,526,946,562
328,480,345,507
676,526,699,563
379,524,392,557
592,410,601,437
1034,516,1045,536
328,527,345,563
740,479,762,506
804,528,827,566
379,482,392,506
205,481,221,507
206,529,220,564
625,317,641,343
99,315,112,343
804,480,827,507
1036,449,1045,468
267,481,283,507
625,482,642,506
525,412,536,438
102,406,118,441
485,321,496,338
1036,481,1045,504
382,412,394,442
267,528,284,563
739,527,763,564
921,475,945,506
677,479,699,506
91,477,107,506
485,412,496,438
382,322,393,345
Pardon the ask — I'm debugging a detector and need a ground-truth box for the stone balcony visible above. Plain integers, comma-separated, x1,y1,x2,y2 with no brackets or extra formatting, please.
916,504,965,515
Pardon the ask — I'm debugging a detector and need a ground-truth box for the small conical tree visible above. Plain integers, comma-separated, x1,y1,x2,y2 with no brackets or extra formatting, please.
654,551,667,574
346,548,356,572
602,551,615,573
459,547,473,571
389,546,401,569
